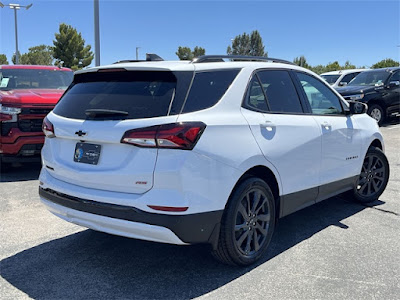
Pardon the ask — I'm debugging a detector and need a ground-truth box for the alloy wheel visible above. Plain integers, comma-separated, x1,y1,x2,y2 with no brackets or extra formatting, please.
370,108,382,123
356,153,386,197
234,188,271,256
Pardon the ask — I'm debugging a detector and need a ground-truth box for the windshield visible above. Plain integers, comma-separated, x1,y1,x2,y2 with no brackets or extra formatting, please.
0,69,73,90
348,71,390,86
321,75,340,85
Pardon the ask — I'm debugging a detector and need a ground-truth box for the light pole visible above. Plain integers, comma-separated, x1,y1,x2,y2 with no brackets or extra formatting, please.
94,0,100,66
0,2,32,64
136,47,140,60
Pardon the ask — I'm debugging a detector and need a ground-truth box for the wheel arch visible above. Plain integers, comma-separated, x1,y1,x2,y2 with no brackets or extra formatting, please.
370,139,383,151
226,165,281,221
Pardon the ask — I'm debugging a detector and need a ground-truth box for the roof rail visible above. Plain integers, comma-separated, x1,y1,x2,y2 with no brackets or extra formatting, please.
192,55,296,66
113,53,164,64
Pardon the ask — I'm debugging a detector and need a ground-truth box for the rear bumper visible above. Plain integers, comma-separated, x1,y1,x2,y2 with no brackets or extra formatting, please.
39,187,223,246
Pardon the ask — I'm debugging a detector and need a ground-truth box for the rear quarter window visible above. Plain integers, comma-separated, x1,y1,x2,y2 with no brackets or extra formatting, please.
182,69,240,113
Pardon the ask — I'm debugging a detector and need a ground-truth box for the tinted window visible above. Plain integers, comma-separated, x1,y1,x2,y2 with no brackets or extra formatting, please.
257,70,303,113
341,72,359,84
321,74,340,85
245,76,268,111
182,70,239,113
390,71,400,82
296,72,343,115
0,69,73,90
348,70,390,86
54,71,192,120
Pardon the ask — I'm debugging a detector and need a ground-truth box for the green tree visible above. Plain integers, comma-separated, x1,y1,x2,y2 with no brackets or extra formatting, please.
227,30,266,57
309,65,326,74
53,23,93,70
293,56,311,69
371,58,400,69
192,46,206,58
324,61,341,72
343,60,356,69
176,46,205,60
0,54,8,65
14,45,54,65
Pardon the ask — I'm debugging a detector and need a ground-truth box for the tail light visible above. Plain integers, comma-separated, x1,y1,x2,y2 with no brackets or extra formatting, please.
42,117,55,138
121,122,206,150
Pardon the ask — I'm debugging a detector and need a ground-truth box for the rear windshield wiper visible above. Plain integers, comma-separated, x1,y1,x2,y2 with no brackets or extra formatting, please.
85,109,129,119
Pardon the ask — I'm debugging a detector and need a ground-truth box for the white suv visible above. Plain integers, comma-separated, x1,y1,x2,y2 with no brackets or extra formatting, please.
321,69,368,88
39,55,389,266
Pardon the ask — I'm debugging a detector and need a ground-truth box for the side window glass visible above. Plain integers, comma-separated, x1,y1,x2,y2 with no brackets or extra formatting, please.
245,76,268,111
341,73,358,84
390,71,400,82
182,70,239,113
257,70,303,113
296,72,344,115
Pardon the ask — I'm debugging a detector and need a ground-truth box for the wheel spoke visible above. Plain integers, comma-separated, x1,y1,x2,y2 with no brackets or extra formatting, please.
372,179,379,192
374,175,384,181
252,191,261,213
253,230,260,251
374,167,384,174
238,203,249,221
367,182,372,195
246,194,251,215
245,232,252,253
359,182,367,194
367,156,373,171
257,213,270,222
255,197,267,214
237,230,249,246
358,177,367,185
235,223,248,231
256,223,268,236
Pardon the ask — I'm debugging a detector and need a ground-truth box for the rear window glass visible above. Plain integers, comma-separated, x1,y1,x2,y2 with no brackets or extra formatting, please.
0,69,73,90
182,69,240,113
53,71,193,120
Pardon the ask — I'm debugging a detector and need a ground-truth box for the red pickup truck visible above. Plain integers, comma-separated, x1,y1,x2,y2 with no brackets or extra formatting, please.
0,65,73,168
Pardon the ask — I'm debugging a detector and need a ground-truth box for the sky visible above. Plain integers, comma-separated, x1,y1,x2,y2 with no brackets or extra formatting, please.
0,0,399,68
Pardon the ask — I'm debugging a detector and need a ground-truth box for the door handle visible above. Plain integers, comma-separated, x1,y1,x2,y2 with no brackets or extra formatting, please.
261,121,276,132
321,122,332,130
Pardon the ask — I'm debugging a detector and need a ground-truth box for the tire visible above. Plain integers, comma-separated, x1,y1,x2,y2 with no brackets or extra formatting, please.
353,147,389,203
212,177,276,266
367,104,385,126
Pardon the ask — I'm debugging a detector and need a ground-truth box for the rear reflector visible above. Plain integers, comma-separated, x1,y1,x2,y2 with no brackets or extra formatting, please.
148,205,188,212
121,122,206,150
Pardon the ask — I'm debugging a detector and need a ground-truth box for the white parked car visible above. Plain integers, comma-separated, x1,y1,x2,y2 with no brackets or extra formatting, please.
39,55,389,266
321,69,368,88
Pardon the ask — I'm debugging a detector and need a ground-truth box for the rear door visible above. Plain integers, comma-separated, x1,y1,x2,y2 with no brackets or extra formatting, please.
43,69,193,194
294,71,363,199
241,70,322,215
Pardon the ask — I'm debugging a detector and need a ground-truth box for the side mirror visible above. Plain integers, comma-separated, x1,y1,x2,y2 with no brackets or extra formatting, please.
389,80,400,88
338,82,348,87
348,101,367,115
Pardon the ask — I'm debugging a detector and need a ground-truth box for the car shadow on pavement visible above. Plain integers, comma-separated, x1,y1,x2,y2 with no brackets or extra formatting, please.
0,194,383,299
0,163,42,182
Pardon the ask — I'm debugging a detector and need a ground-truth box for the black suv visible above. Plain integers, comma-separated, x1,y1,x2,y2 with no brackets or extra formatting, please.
336,67,400,125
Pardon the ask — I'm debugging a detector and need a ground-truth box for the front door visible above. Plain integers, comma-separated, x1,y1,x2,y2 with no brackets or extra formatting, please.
294,72,363,200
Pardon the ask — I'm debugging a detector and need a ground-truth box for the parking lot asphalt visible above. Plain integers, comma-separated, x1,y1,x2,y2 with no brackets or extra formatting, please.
0,118,399,300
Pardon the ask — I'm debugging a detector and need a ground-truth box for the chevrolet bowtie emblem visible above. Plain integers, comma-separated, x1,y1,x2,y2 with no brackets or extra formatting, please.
75,130,87,137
